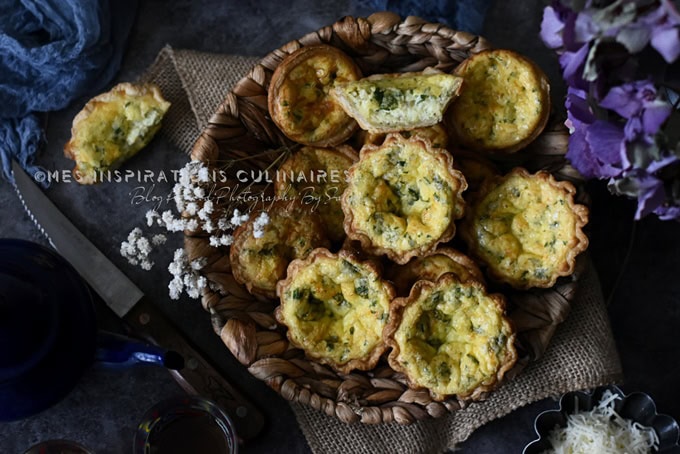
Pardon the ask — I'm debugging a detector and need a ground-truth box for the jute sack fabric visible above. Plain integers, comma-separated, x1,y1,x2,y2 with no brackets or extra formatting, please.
142,45,623,453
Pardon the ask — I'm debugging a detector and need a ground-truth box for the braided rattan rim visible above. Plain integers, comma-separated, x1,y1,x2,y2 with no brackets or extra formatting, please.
186,12,580,425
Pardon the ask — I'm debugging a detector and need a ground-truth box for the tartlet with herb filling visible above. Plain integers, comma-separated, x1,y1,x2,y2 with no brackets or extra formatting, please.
331,69,463,133
385,274,517,401
447,49,550,154
461,168,589,289
268,45,362,147
275,248,395,373
341,134,467,264
230,201,330,299
64,82,170,184
386,247,484,296
274,145,358,242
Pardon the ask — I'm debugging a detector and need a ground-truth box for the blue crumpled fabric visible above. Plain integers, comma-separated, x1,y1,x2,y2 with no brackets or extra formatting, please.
0,0,138,186
353,0,493,35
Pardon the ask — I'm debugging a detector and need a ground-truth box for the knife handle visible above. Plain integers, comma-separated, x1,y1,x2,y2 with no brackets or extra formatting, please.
123,297,265,441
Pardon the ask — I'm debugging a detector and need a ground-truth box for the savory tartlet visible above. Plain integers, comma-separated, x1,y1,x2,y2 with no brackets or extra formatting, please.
332,69,463,133
461,168,589,289
64,82,170,184
268,45,362,147
358,123,449,150
385,274,517,401
275,248,395,373
341,133,467,264
386,247,485,296
230,201,330,299
447,49,550,154
274,145,358,242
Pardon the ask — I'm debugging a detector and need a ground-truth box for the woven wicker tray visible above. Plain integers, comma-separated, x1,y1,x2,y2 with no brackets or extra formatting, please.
187,12,585,425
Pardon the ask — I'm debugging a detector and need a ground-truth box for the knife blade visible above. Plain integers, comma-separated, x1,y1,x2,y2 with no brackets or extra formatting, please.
11,161,264,441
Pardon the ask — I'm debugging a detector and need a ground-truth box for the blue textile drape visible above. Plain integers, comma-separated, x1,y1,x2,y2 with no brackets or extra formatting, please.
0,0,138,185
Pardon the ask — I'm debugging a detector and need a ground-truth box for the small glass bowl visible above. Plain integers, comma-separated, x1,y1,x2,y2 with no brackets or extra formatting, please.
133,395,238,454
23,439,92,454
523,385,680,453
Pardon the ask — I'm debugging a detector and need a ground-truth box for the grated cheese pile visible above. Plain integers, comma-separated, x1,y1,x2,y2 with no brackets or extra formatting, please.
543,390,659,454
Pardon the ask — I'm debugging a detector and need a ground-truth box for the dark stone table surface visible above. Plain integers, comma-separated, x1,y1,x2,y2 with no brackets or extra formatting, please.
1,1,679,453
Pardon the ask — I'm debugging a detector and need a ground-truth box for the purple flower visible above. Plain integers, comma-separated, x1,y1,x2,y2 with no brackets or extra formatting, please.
600,81,673,139
649,0,680,63
655,203,680,220
541,6,565,49
559,43,590,89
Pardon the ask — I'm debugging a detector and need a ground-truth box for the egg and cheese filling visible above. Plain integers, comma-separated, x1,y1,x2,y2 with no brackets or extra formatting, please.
451,52,546,149
345,138,463,254
277,54,357,143
393,279,512,396
470,173,577,286
334,73,462,130
70,91,169,178
275,147,355,242
236,212,322,295
279,255,391,365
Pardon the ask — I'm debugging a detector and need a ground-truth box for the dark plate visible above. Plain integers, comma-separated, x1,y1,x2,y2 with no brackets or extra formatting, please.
523,385,680,453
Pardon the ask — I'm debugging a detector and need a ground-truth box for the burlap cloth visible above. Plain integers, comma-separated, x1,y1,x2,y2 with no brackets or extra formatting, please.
141,46,623,453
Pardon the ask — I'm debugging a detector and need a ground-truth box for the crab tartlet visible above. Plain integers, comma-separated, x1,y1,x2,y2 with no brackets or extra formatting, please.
274,145,358,242
461,168,589,289
385,274,517,401
230,201,330,299
341,134,467,264
386,247,485,296
275,248,395,373
447,49,550,153
268,45,362,147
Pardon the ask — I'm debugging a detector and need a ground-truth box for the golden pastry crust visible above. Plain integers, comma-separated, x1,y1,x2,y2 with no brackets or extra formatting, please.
331,69,463,133
64,82,170,184
274,145,358,242
447,49,550,154
230,201,330,299
268,45,362,147
358,123,449,150
450,148,500,195
275,248,395,373
341,134,467,264
386,247,485,296
385,274,517,401
461,168,589,289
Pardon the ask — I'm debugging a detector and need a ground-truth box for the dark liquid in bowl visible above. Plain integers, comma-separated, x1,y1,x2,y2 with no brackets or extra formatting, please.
147,413,231,454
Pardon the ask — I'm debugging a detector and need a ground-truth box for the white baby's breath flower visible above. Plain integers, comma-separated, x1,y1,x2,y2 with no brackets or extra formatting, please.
252,212,270,239
145,210,160,227
198,166,210,183
230,209,249,226
185,218,199,231
152,234,167,246
185,202,198,216
193,186,205,199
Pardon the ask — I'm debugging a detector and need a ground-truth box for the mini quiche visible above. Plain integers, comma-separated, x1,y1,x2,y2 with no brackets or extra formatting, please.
386,247,485,296
461,168,589,289
275,248,395,373
341,134,467,264
447,49,550,154
385,274,517,401
274,145,358,242
358,123,449,150
332,69,463,133
230,201,330,299
64,82,170,184
268,45,362,147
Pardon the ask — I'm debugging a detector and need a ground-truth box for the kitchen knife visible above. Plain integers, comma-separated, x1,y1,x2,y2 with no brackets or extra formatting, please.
11,160,265,441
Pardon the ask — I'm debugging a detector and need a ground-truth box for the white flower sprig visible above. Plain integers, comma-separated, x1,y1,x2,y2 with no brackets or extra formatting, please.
120,159,270,300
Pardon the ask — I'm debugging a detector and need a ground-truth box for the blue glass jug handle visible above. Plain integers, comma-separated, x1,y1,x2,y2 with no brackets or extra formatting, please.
94,331,184,370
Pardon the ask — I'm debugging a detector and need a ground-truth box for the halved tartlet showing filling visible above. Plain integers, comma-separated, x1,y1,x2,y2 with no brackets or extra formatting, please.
341,134,467,264
274,145,358,242
386,247,485,296
385,274,517,401
331,69,463,133
230,201,330,299
275,248,395,373
447,49,550,154
461,168,589,289
268,44,362,147
64,82,171,184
